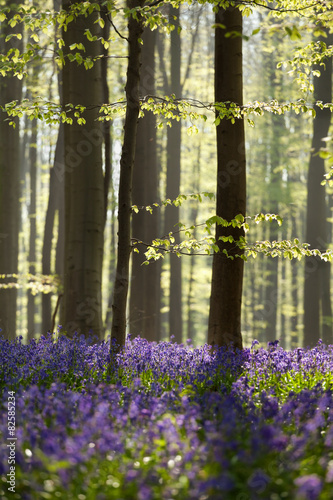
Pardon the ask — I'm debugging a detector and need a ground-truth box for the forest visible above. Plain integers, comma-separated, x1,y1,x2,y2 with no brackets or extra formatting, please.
1,1,333,498
0,0,332,350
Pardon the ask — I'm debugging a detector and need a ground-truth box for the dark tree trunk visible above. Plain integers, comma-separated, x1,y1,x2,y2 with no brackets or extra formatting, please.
208,6,246,350
130,27,159,341
0,0,23,340
111,0,144,349
303,30,333,347
61,1,104,339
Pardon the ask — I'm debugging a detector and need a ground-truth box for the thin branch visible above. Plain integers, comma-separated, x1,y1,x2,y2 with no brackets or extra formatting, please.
239,0,326,14
51,293,63,333
106,13,129,42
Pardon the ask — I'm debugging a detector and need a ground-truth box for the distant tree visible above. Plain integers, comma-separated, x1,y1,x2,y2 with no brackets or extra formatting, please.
303,28,333,348
208,4,246,350
264,32,285,344
164,5,182,342
27,116,37,340
0,0,23,340
42,123,64,334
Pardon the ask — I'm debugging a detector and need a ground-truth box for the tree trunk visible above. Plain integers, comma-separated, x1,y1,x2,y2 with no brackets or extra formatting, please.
165,6,182,343
208,5,246,350
111,0,144,349
41,0,64,335
303,29,332,347
0,0,23,340
27,119,37,340
130,27,159,341
42,124,64,333
101,10,111,229
61,1,104,339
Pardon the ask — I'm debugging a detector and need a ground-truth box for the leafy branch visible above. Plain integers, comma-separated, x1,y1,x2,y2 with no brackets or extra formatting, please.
3,94,333,128
131,207,333,263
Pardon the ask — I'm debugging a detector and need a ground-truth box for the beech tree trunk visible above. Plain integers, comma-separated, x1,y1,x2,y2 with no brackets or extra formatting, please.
130,27,159,341
41,0,64,334
27,119,37,340
61,1,104,339
42,124,64,333
0,0,23,340
303,30,333,347
165,6,182,343
208,5,246,350
111,0,144,349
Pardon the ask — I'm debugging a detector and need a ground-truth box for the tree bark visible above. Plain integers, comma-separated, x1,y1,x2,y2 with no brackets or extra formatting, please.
165,5,182,343
42,124,64,333
61,1,104,339
0,0,23,340
27,119,37,340
130,27,159,341
101,10,111,229
111,0,144,349
208,5,246,350
303,29,333,347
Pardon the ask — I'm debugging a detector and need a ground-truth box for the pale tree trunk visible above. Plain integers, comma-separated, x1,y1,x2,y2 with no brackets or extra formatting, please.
208,5,246,350
303,29,333,347
42,123,64,333
42,0,64,334
101,11,111,228
265,30,286,345
111,0,144,349
27,119,37,340
103,123,116,336
100,13,115,336
130,27,159,341
0,0,23,340
165,5,182,343
186,143,201,341
61,1,104,339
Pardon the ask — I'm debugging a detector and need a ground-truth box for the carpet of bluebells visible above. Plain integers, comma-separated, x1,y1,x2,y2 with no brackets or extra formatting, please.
1,333,333,500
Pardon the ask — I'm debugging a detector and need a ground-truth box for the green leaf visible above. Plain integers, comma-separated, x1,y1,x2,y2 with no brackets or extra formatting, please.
234,214,244,224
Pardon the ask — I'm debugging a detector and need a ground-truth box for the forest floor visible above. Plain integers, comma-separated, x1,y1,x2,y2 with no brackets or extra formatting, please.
1,333,332,499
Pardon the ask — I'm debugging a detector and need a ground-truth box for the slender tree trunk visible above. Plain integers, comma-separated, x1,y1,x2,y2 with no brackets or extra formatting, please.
101,11,111,229
41,0,64,334
186,141,201,341
130,118,147,337
165,6,182,343
61,1,104,339
321,202,332,344
291,212,299,345
100,12,114,336
103,123,116,336
303,30,332,347
27,120,37,340
208,5,246,350
42,124,64,333
0,0,23,339
111,0,144,349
